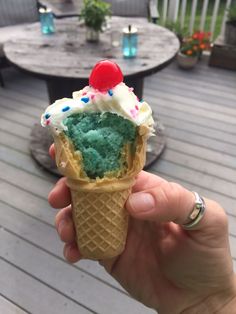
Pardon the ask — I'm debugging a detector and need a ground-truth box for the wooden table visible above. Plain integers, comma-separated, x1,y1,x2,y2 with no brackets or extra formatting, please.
4,17,179,174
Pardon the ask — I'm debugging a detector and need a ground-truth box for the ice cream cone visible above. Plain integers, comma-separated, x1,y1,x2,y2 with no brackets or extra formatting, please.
53,127,148,260
41,60,154,260
68,178,132,260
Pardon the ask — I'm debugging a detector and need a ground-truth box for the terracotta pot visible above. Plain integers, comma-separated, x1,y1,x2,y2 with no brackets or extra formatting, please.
177,52,198,69
225,21,236,46
86,27,100,43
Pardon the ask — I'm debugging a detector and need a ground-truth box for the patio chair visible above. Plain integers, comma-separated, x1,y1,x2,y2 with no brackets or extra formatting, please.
0,0,40,86
105,0,159,23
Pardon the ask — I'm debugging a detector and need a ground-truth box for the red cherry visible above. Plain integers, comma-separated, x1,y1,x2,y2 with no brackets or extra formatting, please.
89,60,123,92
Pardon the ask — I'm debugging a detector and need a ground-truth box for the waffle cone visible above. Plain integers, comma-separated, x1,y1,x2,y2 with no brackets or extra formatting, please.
53,125,149,260
67,177,133,259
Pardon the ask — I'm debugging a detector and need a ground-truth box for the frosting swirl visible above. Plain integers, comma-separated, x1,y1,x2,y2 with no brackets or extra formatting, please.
41,82,154,136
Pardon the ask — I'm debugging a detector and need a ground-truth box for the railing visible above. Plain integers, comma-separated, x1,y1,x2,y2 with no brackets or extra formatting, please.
158,0,233,40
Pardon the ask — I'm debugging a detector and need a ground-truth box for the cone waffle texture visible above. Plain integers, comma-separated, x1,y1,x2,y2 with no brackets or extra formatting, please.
69,187,131,259
53,125,149,260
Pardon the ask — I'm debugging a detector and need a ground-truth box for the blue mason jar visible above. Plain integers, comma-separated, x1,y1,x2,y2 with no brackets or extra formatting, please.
39,8,55,35
122,25,138,58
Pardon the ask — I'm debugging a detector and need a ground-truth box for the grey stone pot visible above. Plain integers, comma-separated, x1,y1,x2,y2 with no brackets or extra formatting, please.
177,52,198,69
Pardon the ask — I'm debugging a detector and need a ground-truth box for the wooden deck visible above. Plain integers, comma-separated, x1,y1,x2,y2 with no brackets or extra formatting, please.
0,57,236,313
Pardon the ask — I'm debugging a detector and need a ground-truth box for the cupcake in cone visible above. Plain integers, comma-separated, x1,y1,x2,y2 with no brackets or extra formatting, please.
41,60,154,260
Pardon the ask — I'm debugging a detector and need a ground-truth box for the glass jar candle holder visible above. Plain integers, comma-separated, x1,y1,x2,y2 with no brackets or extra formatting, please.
39,8,55,35
122,25,138,58
111,30,121,47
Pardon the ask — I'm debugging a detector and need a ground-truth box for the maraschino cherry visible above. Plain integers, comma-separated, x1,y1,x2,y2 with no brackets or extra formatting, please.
89,60,123,92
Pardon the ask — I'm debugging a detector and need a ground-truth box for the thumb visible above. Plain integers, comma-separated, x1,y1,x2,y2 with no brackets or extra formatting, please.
126,181,227,232
127,181,194,224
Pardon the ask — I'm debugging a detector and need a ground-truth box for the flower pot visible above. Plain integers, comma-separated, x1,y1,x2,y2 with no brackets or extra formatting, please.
86,27,100,43
225,21,236,46
177,52,198,69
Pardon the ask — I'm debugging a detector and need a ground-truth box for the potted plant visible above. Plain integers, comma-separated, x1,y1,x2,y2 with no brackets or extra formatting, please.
177,31,211,69
80,0,111,42
225,4,236,46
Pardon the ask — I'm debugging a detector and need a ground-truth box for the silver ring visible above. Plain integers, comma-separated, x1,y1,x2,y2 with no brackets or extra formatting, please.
182,192,206,230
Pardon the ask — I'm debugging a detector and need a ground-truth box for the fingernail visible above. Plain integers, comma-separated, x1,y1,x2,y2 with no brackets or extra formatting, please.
58,219,67,236
128,193,155,213
64,244,69,260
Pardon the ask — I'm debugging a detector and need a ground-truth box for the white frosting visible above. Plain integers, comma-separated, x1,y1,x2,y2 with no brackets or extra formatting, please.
41,82,154,135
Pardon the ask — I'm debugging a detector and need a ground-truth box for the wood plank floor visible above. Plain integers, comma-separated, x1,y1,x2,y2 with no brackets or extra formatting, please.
0,57,235,313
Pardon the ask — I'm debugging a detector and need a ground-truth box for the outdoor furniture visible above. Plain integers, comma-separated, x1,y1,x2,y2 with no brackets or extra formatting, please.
105,0,159,22
39,0,82,18
39,0,159,22
4,16,179,173
0,0,39,27
209,36,236,71
0,0,40,86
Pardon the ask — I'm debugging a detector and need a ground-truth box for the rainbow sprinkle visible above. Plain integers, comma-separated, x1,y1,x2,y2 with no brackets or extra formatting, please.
62,106,70,112
108,89,113,96
130,109,138,118
45,113,50,119
81,97,90,103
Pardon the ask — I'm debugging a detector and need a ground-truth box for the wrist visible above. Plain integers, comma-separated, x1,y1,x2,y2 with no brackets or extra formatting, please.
183,274,236,314
221,295,236,313
219,274,236,313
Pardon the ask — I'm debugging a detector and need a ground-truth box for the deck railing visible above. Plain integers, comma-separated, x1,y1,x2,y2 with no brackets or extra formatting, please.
159,0,233,40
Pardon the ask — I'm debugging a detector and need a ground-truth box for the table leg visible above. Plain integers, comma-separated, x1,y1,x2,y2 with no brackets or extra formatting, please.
144,114,166,169
124,77,166,169
46,78,88,103
46,77,143,104
124,77,143,100
0,71,4,87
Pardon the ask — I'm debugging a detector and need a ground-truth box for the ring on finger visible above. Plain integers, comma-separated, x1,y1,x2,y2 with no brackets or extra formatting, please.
182,192,206,230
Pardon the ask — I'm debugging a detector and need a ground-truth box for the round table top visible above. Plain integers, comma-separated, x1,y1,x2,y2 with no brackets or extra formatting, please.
4,17,179,80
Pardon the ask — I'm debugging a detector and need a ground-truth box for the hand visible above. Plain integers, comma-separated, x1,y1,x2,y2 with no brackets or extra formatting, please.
49,147,236,313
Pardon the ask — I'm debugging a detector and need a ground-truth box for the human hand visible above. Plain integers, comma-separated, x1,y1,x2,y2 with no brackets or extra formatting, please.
49,146,236,314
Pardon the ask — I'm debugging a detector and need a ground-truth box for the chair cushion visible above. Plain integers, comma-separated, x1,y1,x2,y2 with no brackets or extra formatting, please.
0,24,29,57
105,0,149,17
0,0,39,27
